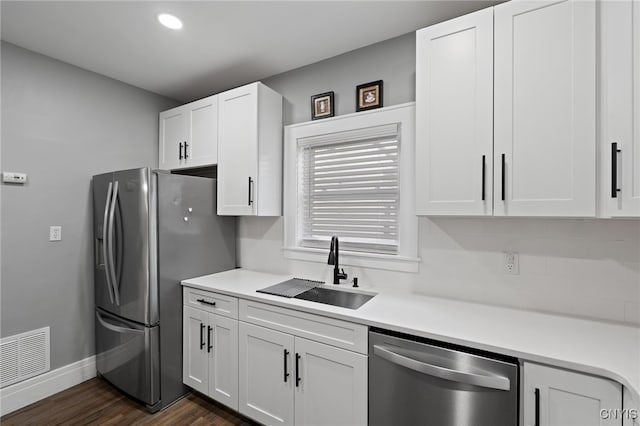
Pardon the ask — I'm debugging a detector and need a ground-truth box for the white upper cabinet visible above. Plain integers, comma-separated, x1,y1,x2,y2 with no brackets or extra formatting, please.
415,7,494,216
159,107,188,170
159,82,283,215
494,0,596,217
523,362,622,426
601,0,640,217
159,95,218,170
416,0,601,218
217,82,283,216
187,96,219,166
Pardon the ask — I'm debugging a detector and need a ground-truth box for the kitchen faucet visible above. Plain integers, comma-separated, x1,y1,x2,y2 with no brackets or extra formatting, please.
327,236,348,284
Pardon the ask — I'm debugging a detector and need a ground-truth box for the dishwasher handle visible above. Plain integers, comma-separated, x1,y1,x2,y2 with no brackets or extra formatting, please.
373,344,511,391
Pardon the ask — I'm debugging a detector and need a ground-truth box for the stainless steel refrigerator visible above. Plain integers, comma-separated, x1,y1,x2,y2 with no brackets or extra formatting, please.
92,168,236,412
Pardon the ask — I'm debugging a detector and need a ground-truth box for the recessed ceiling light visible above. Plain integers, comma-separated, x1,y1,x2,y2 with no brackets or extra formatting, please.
157,13,183,30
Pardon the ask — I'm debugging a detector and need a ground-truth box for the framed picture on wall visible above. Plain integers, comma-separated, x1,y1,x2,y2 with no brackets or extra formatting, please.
356,80,383,111
310,91,335,120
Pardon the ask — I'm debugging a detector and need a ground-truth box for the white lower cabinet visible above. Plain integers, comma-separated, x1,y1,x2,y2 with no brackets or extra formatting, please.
623,386,640,426
183,305,239,410
293,336,368,426
238,321,368,426
238,322,294,425
183,305,208,394
523,362,623,426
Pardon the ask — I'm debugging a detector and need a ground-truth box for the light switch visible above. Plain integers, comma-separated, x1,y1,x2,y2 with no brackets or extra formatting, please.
49,226,62,241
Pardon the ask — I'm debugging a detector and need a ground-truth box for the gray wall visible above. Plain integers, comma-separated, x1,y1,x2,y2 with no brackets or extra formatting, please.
0,42,177,369
264,33,416,125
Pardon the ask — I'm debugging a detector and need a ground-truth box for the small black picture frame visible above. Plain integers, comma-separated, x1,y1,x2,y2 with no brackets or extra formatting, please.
356,80,383,112
311,91,335,120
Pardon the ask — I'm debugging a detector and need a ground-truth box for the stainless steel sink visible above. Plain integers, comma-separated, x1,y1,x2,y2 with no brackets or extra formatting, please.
294,286,375,310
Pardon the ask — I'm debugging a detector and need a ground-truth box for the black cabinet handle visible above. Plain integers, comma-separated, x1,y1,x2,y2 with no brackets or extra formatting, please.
534,387,540,426
283,349,290,382
196,298,216,307
179,142,183,160
207,326,213,353
611,142,621,198
481,155,486,201
248,177,254,206
501,153,506,201
184,141,189,159
295,353,301,387
199,323,205,350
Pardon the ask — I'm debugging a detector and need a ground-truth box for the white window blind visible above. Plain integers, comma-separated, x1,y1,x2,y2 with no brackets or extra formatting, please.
298,124,400,254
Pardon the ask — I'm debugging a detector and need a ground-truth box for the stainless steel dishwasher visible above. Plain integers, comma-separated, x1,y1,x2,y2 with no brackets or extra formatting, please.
369,329,518,426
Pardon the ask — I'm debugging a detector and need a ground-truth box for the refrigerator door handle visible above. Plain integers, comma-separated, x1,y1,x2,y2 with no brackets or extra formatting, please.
107,181,120,305
102,182,115,304
95,311,144,335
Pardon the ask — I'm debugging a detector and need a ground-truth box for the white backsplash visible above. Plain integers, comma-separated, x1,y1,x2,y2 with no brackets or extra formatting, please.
237,216,640,326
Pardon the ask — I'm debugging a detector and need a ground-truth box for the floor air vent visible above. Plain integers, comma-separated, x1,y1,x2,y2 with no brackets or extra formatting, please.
0,327,50,388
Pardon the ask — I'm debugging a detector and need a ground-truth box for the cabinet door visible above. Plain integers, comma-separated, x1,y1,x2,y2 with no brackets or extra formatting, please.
208,313,238,410
523,363,622,426
182,306,208,394
415,7,494,216
217,84,259,216
159,106,187,170
623,386,639,426
238,322,294,426
294,337,367,426
494,0,596,217
603,0,640,217
186,96,218,168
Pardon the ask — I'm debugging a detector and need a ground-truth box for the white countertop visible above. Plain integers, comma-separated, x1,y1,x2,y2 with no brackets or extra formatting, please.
182,268,640,403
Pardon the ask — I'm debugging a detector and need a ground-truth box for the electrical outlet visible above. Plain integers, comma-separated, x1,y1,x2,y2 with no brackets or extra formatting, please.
49,226,62,241
504,252,519,275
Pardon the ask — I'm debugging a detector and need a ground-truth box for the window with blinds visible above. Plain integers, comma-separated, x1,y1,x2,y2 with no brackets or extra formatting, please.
298,124,400,254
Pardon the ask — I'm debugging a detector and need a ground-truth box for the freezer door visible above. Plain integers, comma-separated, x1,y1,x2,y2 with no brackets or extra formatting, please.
93,172,116,307
96,168,156,325
157,173,236,287
95,308,159,406
156,173,235,407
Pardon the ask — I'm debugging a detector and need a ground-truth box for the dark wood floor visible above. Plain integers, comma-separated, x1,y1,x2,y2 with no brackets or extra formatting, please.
1,378,257,425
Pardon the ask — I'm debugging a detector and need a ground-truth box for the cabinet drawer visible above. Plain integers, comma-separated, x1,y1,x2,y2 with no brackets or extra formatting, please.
183,287,238,319
239,299,367,354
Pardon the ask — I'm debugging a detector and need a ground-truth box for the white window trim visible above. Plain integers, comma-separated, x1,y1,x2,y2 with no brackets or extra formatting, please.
283,102,420,273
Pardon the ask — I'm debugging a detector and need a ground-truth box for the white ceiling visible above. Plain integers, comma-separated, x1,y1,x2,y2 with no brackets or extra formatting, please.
1,1,499,102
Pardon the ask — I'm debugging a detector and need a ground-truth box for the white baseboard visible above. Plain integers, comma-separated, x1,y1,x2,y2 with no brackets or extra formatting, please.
0,355,96,417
